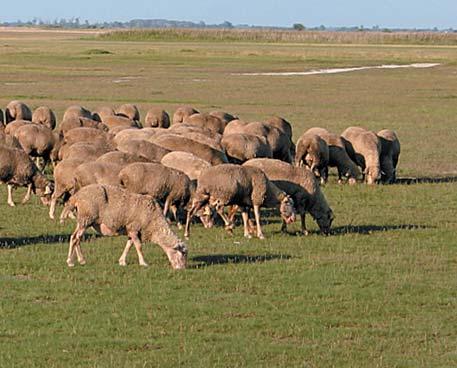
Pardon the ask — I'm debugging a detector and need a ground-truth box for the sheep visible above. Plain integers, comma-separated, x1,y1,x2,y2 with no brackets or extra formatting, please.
0,130,21,149
221,133,273,163
144,107,170,128
32,106,56,130
59,141,112,162
184,164,296,239
243,158,334,235
294,132,329,183
377,129,400,184
14,124,61,169
113,128,159,147
73,162,123,192
92,106,115,123
116,139,170,162
63,184,188,269
265,116,293,140
62,105,93,122
58,117,109,136
96,151,150,165
341,127,381,185
305,127,361,184
0,108,3,125
161,151,211,181
103,115,140,130
5,101,32,124
116,103,140,122
151,134,228,165
0,145,53,207
108,125,138,135
62,127,114,148
119,162,192,227
172,106,199,125
169,123,222,141
4,120,31,136
223,119,249,136
209,111,237,125
153,130,223,152
183,113,225,135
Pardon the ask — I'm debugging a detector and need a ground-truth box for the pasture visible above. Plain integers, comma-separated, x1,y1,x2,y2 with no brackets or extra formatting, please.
1,28,457,367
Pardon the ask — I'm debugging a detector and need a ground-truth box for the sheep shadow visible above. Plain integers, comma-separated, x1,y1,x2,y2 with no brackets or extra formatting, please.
0,233,100,249
331,224,430,235
395,176,457,185
190,253,291,268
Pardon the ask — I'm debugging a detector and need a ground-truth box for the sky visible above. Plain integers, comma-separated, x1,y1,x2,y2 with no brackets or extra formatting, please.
1,0,456,29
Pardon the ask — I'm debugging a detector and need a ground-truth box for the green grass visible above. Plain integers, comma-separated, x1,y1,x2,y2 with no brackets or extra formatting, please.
1,29,457,367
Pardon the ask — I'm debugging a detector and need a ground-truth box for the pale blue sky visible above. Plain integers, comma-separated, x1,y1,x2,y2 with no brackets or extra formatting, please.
1,0,456,29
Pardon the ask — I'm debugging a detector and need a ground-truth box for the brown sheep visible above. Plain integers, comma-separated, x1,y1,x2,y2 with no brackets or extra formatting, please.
305,127,361,184
169,123,222,141
116,139,170,162
116,104,140,122
5,101,32,124
32,106,56,130
59,141,112,162
209,111,237,125
113,128,160,147
58,117,109,136
62,127,114,148
183,113,225,135
160,151,211,181
73,162,123,192
92,106,115,123
221,133,273,163
4,120,31,136
341,127,381,185
144,107,170,128
265,116,293,140
223,119,249,136
172,106,199,125
294,132,329,183
0,130,21,148
185,164,296,239
96,151,150,165
103,115,140,130
62,105,93,122
63,184,188,269
377,129,401,184
243,159,334,235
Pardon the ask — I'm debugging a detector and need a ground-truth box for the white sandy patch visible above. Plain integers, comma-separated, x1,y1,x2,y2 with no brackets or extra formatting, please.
233,63,440,76
112,76,142,83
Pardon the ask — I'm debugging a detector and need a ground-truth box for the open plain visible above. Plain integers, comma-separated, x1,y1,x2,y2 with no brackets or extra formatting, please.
0,28,457,367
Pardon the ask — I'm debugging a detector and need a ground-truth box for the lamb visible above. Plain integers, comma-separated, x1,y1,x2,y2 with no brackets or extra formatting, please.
96,151,150,165
305,127,361,184
183,113,225,135
377,129,400,184
294,132,329,183
243,158,334,235
62,105,93,122
63,184,188,269
58,117,109,136
144,107,170,128
161,151,211,181
221,133,273,163
184,164,296,239
5,100,32,123
116,139,170,162
0,145,53,207
116,103,140,122
151,134,228,165
341,127,381,185
172,106,199,125
119,162,192,227
32,106,56,130
209,111,237,125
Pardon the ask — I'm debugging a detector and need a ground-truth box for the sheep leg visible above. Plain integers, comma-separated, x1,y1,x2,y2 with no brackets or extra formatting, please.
7,185,15,207
300,213,309,236
253,205,265,240
216,206,234,234
170,205,183,229
241,210,252,239
21,184,33,204
184,201,202,239
129,232,148,267
281,219,288,233
162,197,170,219
227,205,239,223
67,223,86,267
119,239,134,266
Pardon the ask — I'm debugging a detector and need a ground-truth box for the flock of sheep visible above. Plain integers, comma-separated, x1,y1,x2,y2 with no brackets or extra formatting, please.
0,100,400,269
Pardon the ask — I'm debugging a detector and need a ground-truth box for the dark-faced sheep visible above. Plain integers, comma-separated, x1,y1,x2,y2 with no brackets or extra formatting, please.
295,132,329,183
64,184,188,269
221,133,273,163
144,107,170,128
5,101,32,124
243,158,334,235
377,129,400,184
185,164,296,239
172,106,199,125
32,106,56,130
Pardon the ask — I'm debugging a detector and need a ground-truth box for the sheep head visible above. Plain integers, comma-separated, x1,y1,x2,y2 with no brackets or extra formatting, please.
315,209,334,235
166,242,188,270
279,195,296,225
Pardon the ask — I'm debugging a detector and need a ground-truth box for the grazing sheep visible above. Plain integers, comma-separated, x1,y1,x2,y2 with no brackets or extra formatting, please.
64,184,188,269
185,164,296,239
5,101,32,124
265,116,293,140
183,113,225,135
73,162,123,192
209,111,237,125
243,158,334,235
59,141,112,162
96,151,150,165
116,139,170,162
59,117,108,136
119,162,192,227
223,119,249,136
103,115,140,130
4,120,31,136
172,106,199,125
152,134,228,165
295,132,329,183
0,145,53,207
221,133,273,163
116,104,140,122
62,127,114,148
109,125,138,135
92,106,115,123
161,151,211,181
0,130,21,148
341,127,381,185
377,129,400,184
113,128,159,147
32,106,56,130
305,127,361,184
62,105,93,122
154,130,223,152
144,107,170,128
169,123,222,141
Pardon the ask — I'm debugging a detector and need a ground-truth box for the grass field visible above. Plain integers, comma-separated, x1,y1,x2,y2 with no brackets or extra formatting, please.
1,28,457,367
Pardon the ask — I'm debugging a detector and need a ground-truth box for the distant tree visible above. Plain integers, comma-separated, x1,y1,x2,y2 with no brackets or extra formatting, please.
222,21,233,29
293,23,305,31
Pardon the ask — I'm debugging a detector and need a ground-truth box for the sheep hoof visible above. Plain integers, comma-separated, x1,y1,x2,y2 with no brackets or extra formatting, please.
258,234,265,240
21,198,30,204
8,202,15,207
139,262,149,267
66,260,75,267
244,233,252,239
78,259,86,266
301,230,309,236
119,259,127,266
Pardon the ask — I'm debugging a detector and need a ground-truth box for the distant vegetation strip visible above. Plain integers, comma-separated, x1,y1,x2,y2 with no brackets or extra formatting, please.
96,28,457,45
